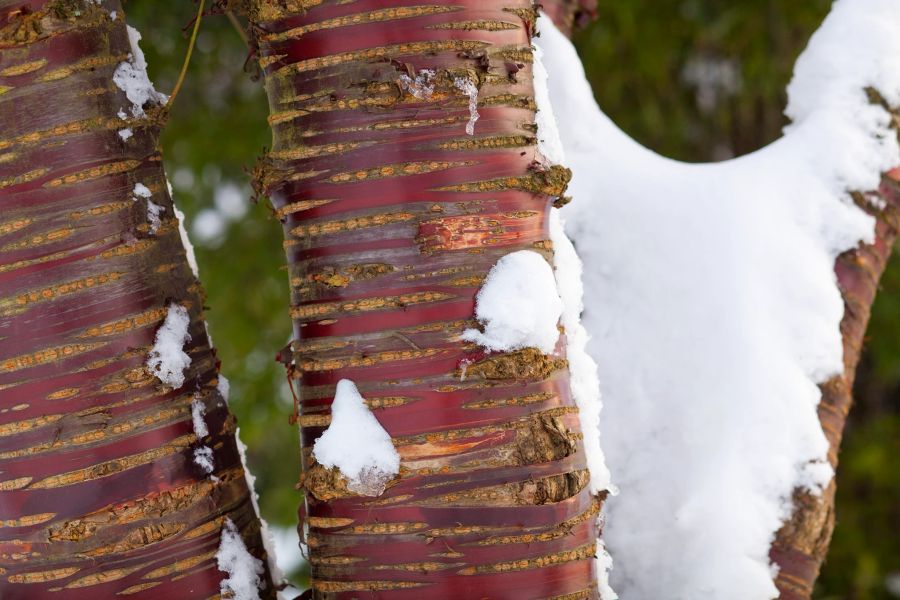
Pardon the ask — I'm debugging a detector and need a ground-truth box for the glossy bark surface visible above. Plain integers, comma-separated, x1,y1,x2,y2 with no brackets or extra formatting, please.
0,1,274,597
250,0,601,598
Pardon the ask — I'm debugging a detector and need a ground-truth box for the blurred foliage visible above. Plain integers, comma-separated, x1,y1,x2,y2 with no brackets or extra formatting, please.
122,0,898,596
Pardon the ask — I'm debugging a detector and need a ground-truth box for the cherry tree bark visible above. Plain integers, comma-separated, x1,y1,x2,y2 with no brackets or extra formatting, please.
770,164,900,598
249,0,602,597
0,1,274,598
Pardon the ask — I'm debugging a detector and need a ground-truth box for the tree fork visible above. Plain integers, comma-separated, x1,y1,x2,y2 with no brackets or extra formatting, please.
0,1,275,598
249,0,602,597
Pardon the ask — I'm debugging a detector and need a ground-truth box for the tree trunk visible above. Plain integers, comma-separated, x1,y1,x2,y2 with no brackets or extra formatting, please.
249,0,601,597
0,1,274,598
770,165,900,599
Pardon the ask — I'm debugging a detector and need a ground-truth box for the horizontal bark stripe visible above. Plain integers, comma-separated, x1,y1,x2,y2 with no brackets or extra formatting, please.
252,0,598,596
0,3,273,598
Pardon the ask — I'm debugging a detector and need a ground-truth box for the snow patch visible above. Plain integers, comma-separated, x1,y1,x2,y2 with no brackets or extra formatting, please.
132,183,151,199
535,50,613,592
173,203,200,277
147,200,164,234
532,43,566,165
113,25,167,118
191,396,209,438
537,3,899,597
461,250,563,354
218,374,231,402
235,428,283,583
118,128,132,141
596,540,618,600
146,303,191,389
548,210,611,495
216,518,264,600
398,69,435,99
193,446,215,474
312,379,399,496
454,77,480,135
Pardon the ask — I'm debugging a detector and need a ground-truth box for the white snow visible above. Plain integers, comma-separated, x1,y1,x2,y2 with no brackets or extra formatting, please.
147,200,164,234
398,69,435,99
534,34,614,596
532,43,566,165
173,203,200,277
537,1,900,597
193,446,215,474
146,303,192,389
191,396,209,438
118,128,132,141
454,77,480,135
217,374,231,402
216,518,264,600
312,379,399,496
113,25,167,118
166,179,201,278
533,29,611,494
548,212,613,495
132,183,151,199
595,540,617,600
235,428,283,584
461,250,563,354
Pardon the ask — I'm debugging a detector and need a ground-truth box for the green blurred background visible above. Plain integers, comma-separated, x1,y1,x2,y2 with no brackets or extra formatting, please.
124,1,899,597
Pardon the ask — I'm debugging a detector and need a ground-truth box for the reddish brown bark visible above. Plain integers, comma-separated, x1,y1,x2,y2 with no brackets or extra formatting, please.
537,0,596,37
0,1,274,598
770,168,900,599
249,0,601,598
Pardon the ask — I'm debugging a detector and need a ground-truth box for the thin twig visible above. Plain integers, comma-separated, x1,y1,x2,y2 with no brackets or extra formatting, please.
225,9,249,48
167,0,206,110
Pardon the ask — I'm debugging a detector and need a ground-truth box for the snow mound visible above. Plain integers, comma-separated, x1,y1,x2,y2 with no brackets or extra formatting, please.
312,379,399,496
537,0,900,597
461,250,563,354
146,303,191,389
217,518,264,600
113,25,167,118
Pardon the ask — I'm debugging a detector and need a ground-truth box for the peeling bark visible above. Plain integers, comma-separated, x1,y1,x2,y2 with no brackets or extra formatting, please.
249,0,601,597
771,168,900,599
0,1,274,598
